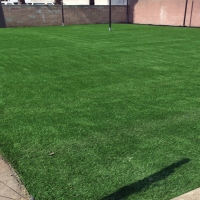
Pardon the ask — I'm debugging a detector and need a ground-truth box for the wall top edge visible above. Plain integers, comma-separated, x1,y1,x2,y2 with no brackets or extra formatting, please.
2,5,127,7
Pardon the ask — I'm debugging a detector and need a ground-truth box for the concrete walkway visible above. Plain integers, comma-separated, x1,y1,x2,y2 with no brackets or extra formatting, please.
171,188,200,200
0,156,31,200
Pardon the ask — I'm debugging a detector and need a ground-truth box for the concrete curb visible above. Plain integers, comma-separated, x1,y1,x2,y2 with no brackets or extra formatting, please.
171,188,200,200
0,156,31,200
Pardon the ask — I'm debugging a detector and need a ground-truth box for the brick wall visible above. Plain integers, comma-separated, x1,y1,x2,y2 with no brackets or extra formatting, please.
2,1,200,28
130,0,200,27
2,5,127,27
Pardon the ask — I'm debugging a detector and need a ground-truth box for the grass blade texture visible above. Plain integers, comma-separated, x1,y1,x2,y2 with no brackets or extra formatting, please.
0,24,200,200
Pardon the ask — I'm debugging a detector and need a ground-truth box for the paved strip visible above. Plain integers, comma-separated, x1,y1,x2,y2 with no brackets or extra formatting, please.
0,156,30,200
172,188,200,200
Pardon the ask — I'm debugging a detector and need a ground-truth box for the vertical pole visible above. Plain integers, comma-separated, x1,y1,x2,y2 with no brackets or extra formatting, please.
126,0,129,23
0,2,6,28
109,0,111,31
183,0,188,27
189,0,194,27
61,0,64,26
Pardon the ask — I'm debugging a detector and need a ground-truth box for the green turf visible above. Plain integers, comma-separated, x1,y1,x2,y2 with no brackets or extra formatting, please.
0,24,200,200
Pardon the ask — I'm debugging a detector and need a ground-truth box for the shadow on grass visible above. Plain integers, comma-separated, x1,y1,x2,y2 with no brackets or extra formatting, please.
101,158,190,200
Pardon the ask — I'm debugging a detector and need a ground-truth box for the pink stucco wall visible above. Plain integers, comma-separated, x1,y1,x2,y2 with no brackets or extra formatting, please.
185,0,200,27
130,0,200,27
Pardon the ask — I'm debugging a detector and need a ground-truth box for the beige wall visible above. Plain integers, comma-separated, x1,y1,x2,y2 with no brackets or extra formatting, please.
63,0,128,5
28,0,89,4
95,0,127,5
63,0,89,5
24,0,128,5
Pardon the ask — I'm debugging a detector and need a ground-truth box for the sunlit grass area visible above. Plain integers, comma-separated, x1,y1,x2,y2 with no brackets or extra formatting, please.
0,24,200,200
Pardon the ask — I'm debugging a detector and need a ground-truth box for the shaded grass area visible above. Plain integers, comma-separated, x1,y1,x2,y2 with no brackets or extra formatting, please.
0,24,200,200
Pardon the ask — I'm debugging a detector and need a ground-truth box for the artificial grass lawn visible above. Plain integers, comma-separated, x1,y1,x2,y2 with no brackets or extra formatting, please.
0,24,200,200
